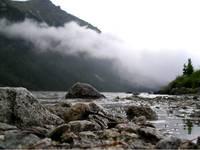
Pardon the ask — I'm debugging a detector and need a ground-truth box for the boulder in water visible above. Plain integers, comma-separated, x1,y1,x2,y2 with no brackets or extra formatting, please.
65,82,105,99
155,136,182,149
126,105,157,121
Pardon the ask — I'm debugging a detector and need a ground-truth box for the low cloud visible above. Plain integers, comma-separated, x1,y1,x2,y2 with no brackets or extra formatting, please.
0,19,192,89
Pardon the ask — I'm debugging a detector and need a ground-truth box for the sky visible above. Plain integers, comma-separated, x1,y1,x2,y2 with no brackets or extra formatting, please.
51,0,200,53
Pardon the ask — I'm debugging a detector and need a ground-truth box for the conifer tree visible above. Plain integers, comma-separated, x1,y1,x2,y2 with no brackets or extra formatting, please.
183,58,194,75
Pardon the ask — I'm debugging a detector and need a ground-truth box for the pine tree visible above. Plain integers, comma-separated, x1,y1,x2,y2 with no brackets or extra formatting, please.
187,58,194,75
183,58,194,75
183,63,187,75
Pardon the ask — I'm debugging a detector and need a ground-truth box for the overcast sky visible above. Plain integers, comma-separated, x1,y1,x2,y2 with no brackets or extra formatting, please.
15,0,200,67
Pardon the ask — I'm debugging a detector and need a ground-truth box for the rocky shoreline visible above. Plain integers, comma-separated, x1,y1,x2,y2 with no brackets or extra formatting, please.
0,84,200,149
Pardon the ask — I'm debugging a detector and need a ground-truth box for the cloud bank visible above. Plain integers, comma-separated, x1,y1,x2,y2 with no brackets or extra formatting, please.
0,19,192,89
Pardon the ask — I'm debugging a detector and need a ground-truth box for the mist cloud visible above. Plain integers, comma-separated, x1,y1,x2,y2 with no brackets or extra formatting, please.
0,19,192,89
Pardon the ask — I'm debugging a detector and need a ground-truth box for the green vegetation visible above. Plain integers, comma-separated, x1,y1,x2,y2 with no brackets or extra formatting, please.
159,59,200,95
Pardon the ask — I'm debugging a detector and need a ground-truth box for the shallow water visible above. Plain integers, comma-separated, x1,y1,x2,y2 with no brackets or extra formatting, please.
32,91,200,140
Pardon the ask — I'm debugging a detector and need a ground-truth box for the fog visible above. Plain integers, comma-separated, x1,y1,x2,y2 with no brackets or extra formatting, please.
0,19,194,89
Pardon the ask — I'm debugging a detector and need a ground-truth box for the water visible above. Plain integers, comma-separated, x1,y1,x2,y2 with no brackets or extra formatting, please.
32,91,200,140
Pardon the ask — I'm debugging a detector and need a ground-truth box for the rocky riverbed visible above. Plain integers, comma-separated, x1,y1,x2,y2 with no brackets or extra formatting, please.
0,85,200,149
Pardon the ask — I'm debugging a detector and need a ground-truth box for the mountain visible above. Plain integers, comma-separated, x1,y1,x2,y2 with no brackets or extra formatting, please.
0,0,146,92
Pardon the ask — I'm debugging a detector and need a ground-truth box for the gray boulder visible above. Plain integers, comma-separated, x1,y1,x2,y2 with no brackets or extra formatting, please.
65,82,105,99
0,130,40,149
138,127,163,144
155,136,181,149
0,87,64,127
126,105,157,120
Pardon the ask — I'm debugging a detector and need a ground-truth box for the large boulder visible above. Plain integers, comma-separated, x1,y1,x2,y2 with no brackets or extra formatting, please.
126,105,157,121
155,136,182,149
0,87,64,127
65,82,105,99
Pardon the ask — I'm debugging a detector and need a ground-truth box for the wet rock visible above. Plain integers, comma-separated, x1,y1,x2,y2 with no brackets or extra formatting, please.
116,122,139,133
190,110,200,118
64,103,90,122
89,103,125,129
197,136,200,145
27,138,70,149
88,102,108,115
138,127,163,144
48,124,70,141
21,126,49,138
61,132,78,144
68,120,101,133
133,116,147,125
126,105,157,121
0,122,18,131
101,129,120,140
180,140,198,149
0,87,64,127
26,138,53,149
46,102,71,120
155,136,181,149
0,130,40,149
79,131,97,139
65,82,105,99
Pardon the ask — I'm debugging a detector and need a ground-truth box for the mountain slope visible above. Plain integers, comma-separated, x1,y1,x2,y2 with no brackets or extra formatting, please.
0,0,145,92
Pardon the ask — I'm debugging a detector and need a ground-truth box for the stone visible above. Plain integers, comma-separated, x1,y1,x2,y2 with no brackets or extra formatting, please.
101,129,120,140
116,122,139,133
0,130,40,149
65,82,105,99
68,120,101,133
64,103,90,122
137,127,163,144
0,87,64,127
79,131,97,139
155,136,181,149
0,122,18,131
126,105,157,121
61,132,78,144
48,124,70,141
45,102,71,120
180,140,198,149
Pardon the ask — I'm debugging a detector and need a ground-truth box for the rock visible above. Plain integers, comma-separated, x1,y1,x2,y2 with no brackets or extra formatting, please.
0,130,40,149
116,122,139,133
46,102,71,120
155,136,181,149
101,129,120,140
0,87,64,127
0,122,18,131
48,124,70,141
27,138,70,149
133,116,147,125
88,102,108,115
197,136,200,145
64,103,90,122
137,127,163,144
88,102,124,129
79,131,97,139
65,82,105,99
180,140,198,149
126,105,157,121
68,120,101,133
61,132,78,144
